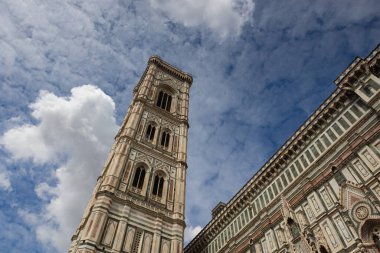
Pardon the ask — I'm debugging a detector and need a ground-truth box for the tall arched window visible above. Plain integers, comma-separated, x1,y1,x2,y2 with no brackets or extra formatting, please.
152,174,164,197
156,91,172,112
287,218,300,238
145,124,156,141
132,166,146,189
161,131,170,148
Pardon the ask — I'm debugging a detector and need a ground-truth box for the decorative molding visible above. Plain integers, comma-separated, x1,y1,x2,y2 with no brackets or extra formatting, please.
149,56,193,84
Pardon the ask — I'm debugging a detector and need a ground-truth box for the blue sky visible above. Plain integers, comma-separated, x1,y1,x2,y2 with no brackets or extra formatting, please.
0,0,379,252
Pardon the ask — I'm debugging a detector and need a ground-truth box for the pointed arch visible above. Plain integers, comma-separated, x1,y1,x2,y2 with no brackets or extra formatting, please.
145,122,157,142
359,216,380,244
156,90,172,112
132,165,147,190
151,170,167,198
160,130,171,148
287,217,300,238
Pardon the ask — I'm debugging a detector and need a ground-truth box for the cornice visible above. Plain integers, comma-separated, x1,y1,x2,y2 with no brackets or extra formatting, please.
149,56,193,84
116,135,187,168
335,43,380,90
133,55,193,95
96,190,186,227
139,100,190,127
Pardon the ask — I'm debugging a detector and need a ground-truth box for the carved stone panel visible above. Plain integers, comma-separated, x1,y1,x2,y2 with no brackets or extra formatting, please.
352,158,371,180
303,203,315,224
309,194,322,213
122,160,133,184
156,71,183,91
266,230,277,251
255,242,263,253
135,150,154,167
102,219,118,247
123,227,136,253
320,220,342,251
160,238,171,253
373,139,380,153
275,225,286,246
373,185,380,200
319,187,333,208
358,147,379,172
141,232,153,253
260,238,269,253
333,214,353,244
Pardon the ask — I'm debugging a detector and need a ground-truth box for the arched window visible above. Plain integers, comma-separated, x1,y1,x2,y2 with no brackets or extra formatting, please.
132,166,146,189
145,124,156,141
161,131,170,148
152,174,165,197
319,246,329,253
287,218,300,238
156,91,172,112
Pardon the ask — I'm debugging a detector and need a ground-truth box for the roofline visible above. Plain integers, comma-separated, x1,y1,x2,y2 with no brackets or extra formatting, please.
149,55,193,84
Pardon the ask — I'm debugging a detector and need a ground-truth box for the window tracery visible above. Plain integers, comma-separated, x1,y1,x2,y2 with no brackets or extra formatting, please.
161,131,170,149
132,166,146,189
152,174,165,198
287,218,300,238
145,124,156,141
156,90,172,112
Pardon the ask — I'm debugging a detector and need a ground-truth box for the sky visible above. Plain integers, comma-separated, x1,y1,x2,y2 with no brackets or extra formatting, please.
0,0,379,252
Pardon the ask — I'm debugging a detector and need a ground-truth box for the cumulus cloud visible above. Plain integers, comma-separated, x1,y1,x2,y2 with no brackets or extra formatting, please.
1,85,119,252
184,225,203,244
149,0,255,37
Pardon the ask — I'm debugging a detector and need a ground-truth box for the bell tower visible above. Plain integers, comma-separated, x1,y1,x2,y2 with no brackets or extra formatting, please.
69,56,192,253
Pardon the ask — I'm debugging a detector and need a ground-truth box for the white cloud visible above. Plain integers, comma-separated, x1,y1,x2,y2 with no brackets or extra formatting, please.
184,225,203,244
149,0,255,37
0,166,11,191
1,85,119,252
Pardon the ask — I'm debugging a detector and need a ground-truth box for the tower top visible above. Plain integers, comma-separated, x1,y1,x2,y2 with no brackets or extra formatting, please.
148,55,193,84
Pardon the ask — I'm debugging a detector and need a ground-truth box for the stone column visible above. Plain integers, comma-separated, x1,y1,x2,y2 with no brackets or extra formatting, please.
174,163,186,218
179,82,190,120
151,217,163,252
137,64,157,100
112,205,131,251
100,140,130,192
123,101,144,137
177,124,188,162
78,195,112,252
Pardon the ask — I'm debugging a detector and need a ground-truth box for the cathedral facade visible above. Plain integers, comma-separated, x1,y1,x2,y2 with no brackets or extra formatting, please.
185,45,380,253
69,56,192,253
